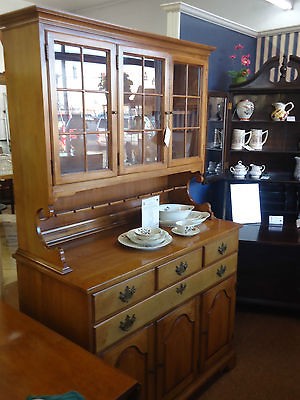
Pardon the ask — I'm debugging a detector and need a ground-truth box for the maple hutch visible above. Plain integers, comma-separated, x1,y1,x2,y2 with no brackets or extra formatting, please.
1,7,240,399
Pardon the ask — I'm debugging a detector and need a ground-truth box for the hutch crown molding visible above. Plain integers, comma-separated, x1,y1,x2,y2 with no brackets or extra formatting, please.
1,6,240,399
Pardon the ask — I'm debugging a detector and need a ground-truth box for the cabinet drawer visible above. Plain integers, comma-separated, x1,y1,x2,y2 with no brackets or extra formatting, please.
204,231,239,266
201,252,237,289
94,253,237,352
93,269,155,323
157,248,203,290
94,272,203,352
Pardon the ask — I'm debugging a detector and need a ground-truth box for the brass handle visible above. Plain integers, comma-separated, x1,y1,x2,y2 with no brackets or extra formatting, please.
216,264,227,277
119,285,136,303
218,242,227,255
119,314,136,331
176,283,187,295
175,261,188,276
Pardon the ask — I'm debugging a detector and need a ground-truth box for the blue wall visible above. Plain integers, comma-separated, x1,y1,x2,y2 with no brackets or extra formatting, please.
180,14,257,91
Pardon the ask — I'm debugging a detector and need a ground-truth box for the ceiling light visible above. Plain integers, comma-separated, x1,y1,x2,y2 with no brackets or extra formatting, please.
264,0,293,10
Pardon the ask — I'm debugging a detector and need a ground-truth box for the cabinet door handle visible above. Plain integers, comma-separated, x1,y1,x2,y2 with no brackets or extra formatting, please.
119,285,136,303
119,314,136,331
216,264,227,277
175,261,188,276
218,242,227,255
176,283,187,295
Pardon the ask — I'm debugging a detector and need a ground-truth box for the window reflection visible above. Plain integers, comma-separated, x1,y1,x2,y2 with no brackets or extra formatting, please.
122,53,164,166
54,41,111,174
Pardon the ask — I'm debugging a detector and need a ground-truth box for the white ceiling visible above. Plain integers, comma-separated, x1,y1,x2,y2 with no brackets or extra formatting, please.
0,0,299,33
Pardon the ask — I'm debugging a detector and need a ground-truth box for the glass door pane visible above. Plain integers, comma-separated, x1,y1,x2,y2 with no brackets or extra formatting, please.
120,50,165,170
172,63,202,160
49,36,116,182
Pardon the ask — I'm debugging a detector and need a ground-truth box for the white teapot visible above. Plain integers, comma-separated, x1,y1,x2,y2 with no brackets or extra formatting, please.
249,163,265,179
230,160,248,179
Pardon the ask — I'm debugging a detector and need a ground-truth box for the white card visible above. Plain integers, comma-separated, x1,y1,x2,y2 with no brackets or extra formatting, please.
164,126,171,147
142,195,160,228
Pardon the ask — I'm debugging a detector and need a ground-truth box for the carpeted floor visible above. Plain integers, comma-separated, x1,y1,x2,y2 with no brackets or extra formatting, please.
196,309,300,400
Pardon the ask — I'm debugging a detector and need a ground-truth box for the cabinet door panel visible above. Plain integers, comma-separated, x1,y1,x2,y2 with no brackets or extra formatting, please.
101,324,155,400
118,47,170,174
156,298,199,400
47,31,118,184
200,275,236,371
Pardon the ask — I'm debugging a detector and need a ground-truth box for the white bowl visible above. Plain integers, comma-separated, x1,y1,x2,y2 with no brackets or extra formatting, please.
159,204,194,222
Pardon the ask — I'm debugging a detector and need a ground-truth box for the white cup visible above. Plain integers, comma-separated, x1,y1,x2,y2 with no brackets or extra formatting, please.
249,129,268,150
175,221,194,235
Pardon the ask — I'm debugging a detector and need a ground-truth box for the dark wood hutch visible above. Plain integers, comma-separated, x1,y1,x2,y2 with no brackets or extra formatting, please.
1,6,240,399
224,55,300,310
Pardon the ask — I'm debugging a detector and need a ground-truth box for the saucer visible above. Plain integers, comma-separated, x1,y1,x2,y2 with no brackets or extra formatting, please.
171,226,200,237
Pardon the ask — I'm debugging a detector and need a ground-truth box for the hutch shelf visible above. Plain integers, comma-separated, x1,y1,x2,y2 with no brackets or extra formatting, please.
225,55,300,310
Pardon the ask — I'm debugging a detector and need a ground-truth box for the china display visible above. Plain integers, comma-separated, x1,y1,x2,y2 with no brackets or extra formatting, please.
227,54,300,224
236,99,254,121
270,101,294,121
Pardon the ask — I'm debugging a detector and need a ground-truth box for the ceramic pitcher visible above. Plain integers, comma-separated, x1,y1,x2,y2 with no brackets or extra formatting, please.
271,102,294,121
249,129,268,150
231,129,252,150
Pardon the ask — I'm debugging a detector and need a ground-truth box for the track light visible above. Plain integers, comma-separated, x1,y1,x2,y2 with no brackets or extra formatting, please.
264,0,293,10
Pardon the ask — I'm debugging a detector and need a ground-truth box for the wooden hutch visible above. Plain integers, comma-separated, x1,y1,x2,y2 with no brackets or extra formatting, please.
0,7,240,399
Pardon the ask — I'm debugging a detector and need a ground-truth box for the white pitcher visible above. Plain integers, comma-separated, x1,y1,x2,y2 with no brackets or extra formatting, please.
231,129,252,150
249,129,268,150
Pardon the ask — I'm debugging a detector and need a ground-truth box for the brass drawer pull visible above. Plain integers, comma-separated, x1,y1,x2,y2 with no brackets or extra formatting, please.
119,285,136,303
216,265,227,277
218,242,227,255
119,314,136,331
176,283,187,295
175,261,188,276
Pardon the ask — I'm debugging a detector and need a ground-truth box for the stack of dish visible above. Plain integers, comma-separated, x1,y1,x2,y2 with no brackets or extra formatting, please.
159,203,210,228
118,227,172,250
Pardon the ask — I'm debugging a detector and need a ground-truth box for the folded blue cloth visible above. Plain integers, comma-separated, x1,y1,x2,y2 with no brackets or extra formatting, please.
27,391,85,400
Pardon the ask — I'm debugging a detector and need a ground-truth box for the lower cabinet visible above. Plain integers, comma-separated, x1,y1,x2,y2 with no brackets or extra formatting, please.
200,275,236,372
101,276,236,400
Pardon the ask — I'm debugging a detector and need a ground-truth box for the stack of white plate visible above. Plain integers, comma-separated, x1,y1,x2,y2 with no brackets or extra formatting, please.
118,227,172,250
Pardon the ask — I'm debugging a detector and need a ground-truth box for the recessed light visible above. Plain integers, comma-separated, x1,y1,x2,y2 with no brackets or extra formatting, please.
265,0,293,10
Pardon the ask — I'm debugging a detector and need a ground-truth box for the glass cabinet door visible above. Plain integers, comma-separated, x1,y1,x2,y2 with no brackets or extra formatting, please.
171,62,203,164
205,92,227,179
118,47,169,174
47,32,117,185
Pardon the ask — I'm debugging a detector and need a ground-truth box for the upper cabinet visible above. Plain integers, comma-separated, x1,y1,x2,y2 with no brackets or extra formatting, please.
8,9,213,190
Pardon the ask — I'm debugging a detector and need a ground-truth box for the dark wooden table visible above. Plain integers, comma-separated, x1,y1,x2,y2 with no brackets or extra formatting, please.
237,223,300,310
0,301,140,400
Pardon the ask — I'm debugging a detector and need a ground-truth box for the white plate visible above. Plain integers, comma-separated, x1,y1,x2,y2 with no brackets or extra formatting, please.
126,229,167,246
160,211,210,227
118,232,172,250
171,226,200,237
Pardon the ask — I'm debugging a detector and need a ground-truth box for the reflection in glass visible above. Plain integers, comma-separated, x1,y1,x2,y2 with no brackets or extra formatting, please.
188,66,201,96
145,96,161,129
186,130,198,157
187,99,199,127
172,62,202,160
55,44,82,89
145,132,159,163
124,132,142,165
54,40,111,175
83,48,108,91
172,130,185,159
124,55,142,94
173,64,186,95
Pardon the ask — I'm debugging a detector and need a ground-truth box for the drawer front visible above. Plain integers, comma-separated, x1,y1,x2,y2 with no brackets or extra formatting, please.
204,231,239,266
157,248,203,290
94,253,237,352
93,269,155,323
94,274,198,353
200,252,237,290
